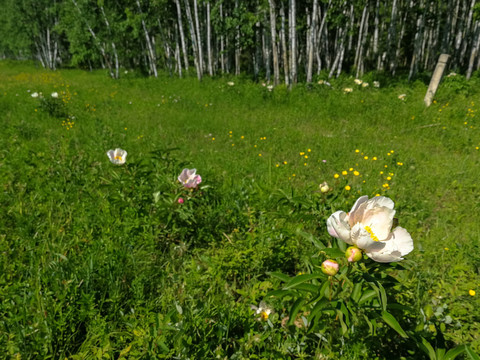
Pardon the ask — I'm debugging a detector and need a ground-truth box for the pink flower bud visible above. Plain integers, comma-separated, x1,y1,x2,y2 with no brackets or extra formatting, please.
345,246,363,262
321,260,339,276
178,197,184,204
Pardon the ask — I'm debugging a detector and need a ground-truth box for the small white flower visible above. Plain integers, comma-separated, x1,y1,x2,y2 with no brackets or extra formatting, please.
398,94,407,101
178,168,202,188
31,92,39,98
447,72,457,77
267,85,274,92
107,148,128,165
354,79,363,85
373,81,380,88
343,88,353,93
362,82,369,88
51,92,59,98
250,301,273,321
227,81,235,86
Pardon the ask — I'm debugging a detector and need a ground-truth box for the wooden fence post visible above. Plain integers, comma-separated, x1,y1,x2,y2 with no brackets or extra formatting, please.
424,54,450,107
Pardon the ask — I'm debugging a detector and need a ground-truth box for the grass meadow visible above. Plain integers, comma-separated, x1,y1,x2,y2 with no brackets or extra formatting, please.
1,61,480,359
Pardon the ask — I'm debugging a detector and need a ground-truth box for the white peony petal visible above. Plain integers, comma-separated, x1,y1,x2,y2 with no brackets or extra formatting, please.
351,223,386,252
362,207,396,240
326,211,352,244
365,196,395,210
365,251,403,263
386,227,414,256
348,195,369,226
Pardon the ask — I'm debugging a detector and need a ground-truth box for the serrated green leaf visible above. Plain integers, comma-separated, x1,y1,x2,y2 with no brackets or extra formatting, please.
381,311,408,338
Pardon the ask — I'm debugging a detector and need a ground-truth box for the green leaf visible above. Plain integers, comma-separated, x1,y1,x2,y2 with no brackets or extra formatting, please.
358,289,377,305
351,282,362,303
465,346,480,360
265,289,294,298
381,311,408,338
287,298,305,326
308,298,329,321
444,345,465,360
322,248,345,258
283,273,325,290
418,337,437,360
268,271,291,283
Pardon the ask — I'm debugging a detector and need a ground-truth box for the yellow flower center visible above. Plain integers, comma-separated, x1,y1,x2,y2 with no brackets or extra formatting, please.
364,226,379,242
261,311,269,321
114,155,122,160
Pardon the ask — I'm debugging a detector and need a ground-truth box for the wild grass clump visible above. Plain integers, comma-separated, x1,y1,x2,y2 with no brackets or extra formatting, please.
1,61,479,358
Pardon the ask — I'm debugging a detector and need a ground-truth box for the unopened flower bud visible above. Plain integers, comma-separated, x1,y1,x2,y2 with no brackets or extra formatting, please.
345,246,362,262
319,182,330,193
321,259,339,276
178,197,184,204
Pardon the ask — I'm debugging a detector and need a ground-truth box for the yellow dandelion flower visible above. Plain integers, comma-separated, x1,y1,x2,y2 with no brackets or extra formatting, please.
364,156,368,160
292,174,296,177
334,173,340,179
375,194,380,197
349,168,353,171
387,153,391,156
232,143,235,146
373,157,377,161
345,185,351,191
258,153,262,157
304,163,307,166
355,149,360,153
299,152,305,156
304,155,308,159
241,136,244,139
212,137,215,141
308,149,311,152
283,161,288,165
342,170,348,176
469,290,476,296
353,171,360,176
276,164,280,167
229,131,233,134
387,176,392,181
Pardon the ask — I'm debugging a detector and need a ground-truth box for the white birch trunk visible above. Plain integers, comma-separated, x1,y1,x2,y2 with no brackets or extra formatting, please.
268,0,280,85
175,0,189,71
280,2,289,85
306,0,318,83
193,0,204,73
289,0,297,85
206,2,213,76
184,0,202,80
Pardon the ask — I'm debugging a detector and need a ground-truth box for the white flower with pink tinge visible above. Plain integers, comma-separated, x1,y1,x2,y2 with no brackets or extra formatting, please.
178,168,202,188
326,196,413,262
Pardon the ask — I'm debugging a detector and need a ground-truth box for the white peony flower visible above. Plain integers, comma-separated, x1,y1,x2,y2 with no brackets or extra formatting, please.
51,92,59,98
107,148,128,165
326,196,413,262
31,92,39,98
373,81,380,88
178,168,202,188
354,79,363,85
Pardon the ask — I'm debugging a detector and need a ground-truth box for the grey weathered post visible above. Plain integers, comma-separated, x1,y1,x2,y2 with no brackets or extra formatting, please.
424,54,450,107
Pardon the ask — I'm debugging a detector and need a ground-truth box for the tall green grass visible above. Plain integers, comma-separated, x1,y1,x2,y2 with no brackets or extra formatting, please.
1,61,479,358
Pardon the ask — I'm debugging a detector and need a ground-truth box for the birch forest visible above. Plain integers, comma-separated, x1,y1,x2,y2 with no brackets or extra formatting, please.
1,0,480,82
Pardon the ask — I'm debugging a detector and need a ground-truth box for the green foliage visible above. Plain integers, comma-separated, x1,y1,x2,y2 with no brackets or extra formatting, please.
0,62,479,358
